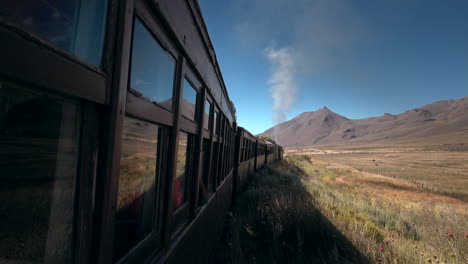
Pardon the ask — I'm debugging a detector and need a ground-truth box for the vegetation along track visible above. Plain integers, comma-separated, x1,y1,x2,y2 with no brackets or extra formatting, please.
217,155,468,264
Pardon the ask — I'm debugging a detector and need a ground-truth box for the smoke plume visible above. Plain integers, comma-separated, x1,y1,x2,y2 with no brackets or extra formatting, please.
265,47,297,124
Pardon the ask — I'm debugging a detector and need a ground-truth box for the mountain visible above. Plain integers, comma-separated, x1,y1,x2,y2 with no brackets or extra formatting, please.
259,97,468,147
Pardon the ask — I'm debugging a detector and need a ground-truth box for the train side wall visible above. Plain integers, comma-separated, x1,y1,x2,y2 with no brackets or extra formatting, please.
162,173,233,264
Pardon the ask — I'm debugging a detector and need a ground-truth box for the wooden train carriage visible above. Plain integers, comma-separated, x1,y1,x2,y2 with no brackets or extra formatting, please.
266,142,277,164
0,0,238,263
278,145,284,160
255,139,267,170
235,127,257,192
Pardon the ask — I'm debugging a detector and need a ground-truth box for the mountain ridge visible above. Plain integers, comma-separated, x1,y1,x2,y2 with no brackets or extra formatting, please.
259,96,468,147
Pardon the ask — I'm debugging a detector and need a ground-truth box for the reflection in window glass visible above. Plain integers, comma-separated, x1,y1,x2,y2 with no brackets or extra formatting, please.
130,18,175,111
214,111,218,134
0,0,107,66
172,132,192,211
181,79,198,121
204,100,211,130
114,117,159,261
0,81,80,263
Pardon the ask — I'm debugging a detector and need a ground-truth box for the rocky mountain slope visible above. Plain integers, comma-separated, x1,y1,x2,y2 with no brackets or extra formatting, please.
259,97,468,147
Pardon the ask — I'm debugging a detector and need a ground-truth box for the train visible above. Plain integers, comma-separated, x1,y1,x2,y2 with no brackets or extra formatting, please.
0,0,283,263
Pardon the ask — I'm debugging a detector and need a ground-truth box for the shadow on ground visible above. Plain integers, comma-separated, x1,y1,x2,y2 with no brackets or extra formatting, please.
214,162,371,264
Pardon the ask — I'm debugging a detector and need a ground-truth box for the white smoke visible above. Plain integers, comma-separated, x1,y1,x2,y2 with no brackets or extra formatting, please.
227,0,366,139
265,47,297,124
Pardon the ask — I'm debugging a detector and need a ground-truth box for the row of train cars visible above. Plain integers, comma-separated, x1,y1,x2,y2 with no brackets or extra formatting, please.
0,0,283,263
178,127,284,263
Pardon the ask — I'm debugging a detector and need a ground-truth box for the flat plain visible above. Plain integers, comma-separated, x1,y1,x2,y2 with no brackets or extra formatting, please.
287,143,468,206
285,143,468,263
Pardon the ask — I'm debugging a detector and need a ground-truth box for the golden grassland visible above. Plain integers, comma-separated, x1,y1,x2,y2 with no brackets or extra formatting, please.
288,154,467,264
216,162,370,264
287,144,468,203
217,146,468,263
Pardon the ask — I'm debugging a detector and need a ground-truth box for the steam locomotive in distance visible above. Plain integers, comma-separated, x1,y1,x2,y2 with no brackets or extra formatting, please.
0,0,282,263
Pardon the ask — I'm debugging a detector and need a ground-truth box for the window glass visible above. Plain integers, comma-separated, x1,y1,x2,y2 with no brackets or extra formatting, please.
197,139,210,207
202,138,212,193
0,81,80,263
130,18,175,111
113,116,160,261
211,142,219,187
204,100,211,130
1,1,107,66
214,111,218,134
172,132,192,211
181,79,198,121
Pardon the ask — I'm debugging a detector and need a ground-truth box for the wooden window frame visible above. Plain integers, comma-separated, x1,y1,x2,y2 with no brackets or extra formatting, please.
113,119,170,264
93,1,184,263
179,63,202,134
125,12,180,127
170,130,195,235
203,95,213,133
201,91,214,195
0,0,120,105
0,1,119,263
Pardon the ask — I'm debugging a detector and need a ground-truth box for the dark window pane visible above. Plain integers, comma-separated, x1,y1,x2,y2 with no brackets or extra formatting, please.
172,132,193,211
114,116,159,261
204,100,211,130
0,0,107,66
130,19,175,111
197,139,210,207
0,81,80,263
202,138,212,193
181,79,198,121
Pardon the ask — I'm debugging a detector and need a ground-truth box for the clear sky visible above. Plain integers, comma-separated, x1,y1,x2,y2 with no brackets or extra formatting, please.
199,0,468,134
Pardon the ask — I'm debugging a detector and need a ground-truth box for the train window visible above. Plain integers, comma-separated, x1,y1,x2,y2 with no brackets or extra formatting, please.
217,141,224,184
204,100,212,130
214,110,219,134
113,116,161,261
243,140,247,162
213,111,216,133
130,18,175,111
172,132,194,211
241,138,246,161
200,138,212,200
181,79,198,121
0,1,107,66
211,142,219,188
0,81,80,263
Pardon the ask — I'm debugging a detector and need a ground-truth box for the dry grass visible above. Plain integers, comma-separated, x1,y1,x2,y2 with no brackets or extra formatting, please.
217,150,468,263
288,153,468,264
215,162,370,264
287,144,468,202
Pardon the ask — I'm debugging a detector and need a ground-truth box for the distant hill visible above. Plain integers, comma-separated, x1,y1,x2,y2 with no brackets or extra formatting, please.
259,97,468,147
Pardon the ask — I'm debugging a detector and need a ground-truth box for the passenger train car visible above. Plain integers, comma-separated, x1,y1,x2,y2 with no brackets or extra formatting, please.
0,0,282,263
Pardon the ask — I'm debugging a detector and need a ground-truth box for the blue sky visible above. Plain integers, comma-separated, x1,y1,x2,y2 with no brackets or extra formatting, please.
199,0,468,134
